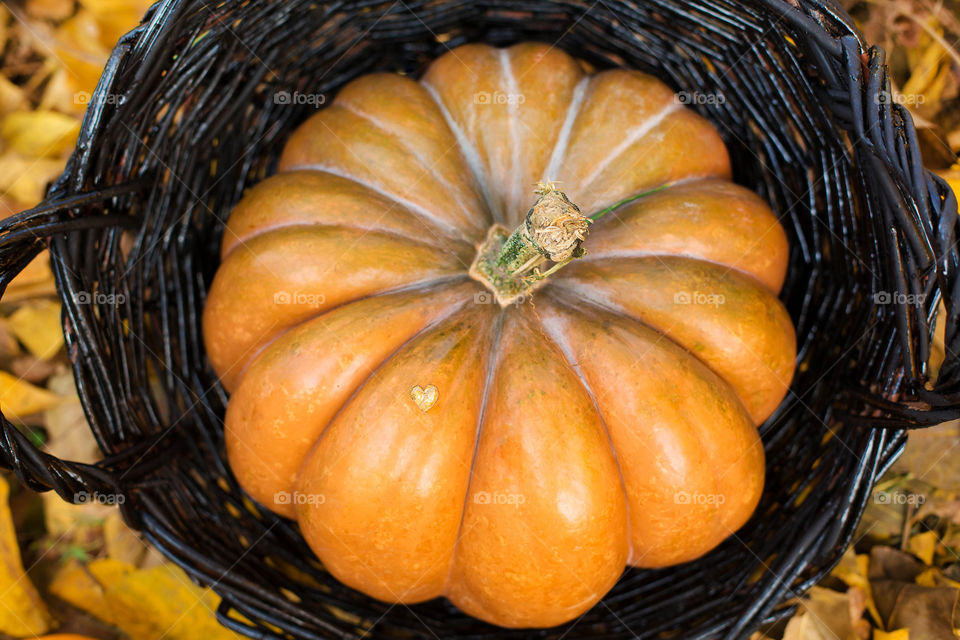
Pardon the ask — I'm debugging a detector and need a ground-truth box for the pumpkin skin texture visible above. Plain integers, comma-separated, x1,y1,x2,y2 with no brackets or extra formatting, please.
203,42,796,628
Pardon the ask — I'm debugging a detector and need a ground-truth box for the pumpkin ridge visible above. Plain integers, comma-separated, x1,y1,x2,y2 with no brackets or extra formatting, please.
575,250,779,294
534,299,633,561
221,220,473,266
541,76,589,185
543,282,760,417
498,48,523,219
581,176,789,294
421,80,503,225
220,170,477,259
285,162,478,245
442,308,505,593
291,289,484,497
576,99,681,192
537,295,759,567
229,274,472,390
335,99,490,235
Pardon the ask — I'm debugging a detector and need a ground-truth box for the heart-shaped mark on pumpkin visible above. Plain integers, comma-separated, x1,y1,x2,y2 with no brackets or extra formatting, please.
409,384,439,412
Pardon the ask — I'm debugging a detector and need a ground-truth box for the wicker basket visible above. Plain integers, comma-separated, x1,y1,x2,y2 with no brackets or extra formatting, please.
1,0,958,638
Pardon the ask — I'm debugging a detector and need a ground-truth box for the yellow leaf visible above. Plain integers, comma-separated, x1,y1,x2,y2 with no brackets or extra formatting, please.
0,75,25,116
5,252,58,303
103,512,147,566
0,151,67,206
7,299,63,360
26,0,75,20
906,530,938,565
51,11,113,98
832,547,883,626
0,111,80,158
43,370,100,465
874,629,909,640
52,557,245,640
0,475,52,635
48,557,133,625
78,0,152,49
0,370,61,417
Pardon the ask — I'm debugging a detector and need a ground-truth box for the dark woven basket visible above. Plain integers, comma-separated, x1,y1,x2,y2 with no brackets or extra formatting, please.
2,0,959,637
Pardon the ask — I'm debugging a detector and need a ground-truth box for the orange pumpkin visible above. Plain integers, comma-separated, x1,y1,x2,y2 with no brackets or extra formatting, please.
203,42,796,628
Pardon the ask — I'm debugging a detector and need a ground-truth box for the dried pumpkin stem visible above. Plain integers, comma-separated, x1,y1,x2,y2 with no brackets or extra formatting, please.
469,182,671,306
470,182,590,305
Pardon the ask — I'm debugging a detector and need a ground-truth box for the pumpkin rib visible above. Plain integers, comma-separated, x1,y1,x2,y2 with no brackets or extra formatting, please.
576,101,682,193
581,177,789,293
220,170,475,259
534,299,633,557
537,295,758,567
293,306,500,602
284,162,479,245
541,76,590,184
551,256,795,423
577,251,779,296
334,99,491,231
228,280,483,517
545,272,786,425
222,220,472,267
421,80,503,225
442,309,505,592
291,288,483,486
497,48,524,221
217,271,471,391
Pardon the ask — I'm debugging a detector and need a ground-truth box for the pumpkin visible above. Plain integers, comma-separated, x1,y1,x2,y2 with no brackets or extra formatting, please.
203,42,796,628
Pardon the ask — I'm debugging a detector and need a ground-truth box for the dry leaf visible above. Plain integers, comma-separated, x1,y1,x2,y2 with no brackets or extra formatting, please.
0,75,25,116
0,151,67,206
51,557,245,640
103,512,147,566
43,369,100,464
5,251,57,302
873,630,909,640
7,299,64,360
0,370,61,417
0,110,80,158
0,475,52,635
906,530,938,565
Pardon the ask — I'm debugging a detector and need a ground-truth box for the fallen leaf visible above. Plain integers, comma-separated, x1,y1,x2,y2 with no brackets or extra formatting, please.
7,299,64,360
43,369,100,465
0,151,67,206
0,370,61,418
51,557,245,640
873,630,909,640
0,110,79,158
0,475,52,635
906,530,938,565
102,512,146,566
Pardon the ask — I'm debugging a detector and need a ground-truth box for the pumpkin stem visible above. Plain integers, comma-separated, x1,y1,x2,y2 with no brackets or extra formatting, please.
469,183,590,306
